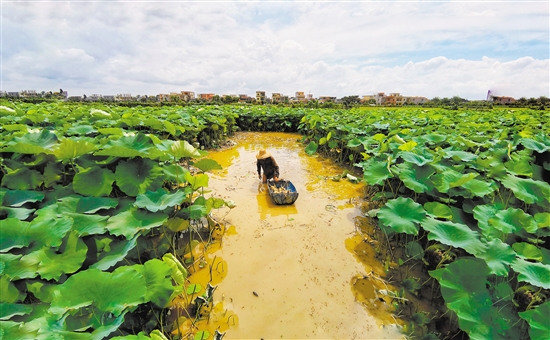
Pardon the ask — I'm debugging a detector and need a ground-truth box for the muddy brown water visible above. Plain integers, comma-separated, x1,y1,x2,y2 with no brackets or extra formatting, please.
205,132,402,339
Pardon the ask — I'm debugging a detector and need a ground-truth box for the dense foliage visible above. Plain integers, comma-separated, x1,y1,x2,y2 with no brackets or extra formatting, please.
1,101,549,339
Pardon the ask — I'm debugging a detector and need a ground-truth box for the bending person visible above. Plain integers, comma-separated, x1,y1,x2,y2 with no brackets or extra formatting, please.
256,149,280,183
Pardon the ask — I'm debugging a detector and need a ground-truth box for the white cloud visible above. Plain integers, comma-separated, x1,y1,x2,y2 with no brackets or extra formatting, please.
2,1,548,99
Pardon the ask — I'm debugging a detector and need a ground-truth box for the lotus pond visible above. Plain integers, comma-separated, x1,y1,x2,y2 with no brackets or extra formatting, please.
1,102,549,340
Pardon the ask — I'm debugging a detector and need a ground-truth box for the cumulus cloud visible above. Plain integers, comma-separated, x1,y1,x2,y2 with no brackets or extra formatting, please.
2,1,548,99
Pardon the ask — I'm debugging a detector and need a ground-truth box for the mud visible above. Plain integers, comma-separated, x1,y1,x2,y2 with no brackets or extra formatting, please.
206,132,402,339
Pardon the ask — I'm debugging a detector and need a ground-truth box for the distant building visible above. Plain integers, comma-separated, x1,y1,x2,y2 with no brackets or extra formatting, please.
295,91,306,103
490,95,516,105
405,96,429,105
384,93,406,106
256,91,266,103
116,94,132,101
272,93,282,103
198,93,215,101
180,91,195,101
318,96,336,103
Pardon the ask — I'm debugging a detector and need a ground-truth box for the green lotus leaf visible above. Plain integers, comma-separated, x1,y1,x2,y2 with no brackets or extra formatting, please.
26,280,56,303
300,140,318,156
52,138,97,162
97,127,125,136
511,258,550,289
501,175,550,205
29,209,74,248
43,161,63,188
91,235,139,271
50,266,147,316
95,133,156,158
1,276,25,303
362,160,393,186
115,158,164,197
23,231,87,281
169,140,201,159
1,189,44,207
377,197,426,235
399,151,433,166
518,301,550,340
461,178,496,198
1,168,43,190
112,332,152,340
106,207,168,239
442,150,478,162
206,197,226,212
65,125,96,136
162,253,189,286
505,153,534,177
513,242,543,262
398,141,417,151
520,138,550,153
416,133,446,144
473,204,504,240
73,166,115,197
476,155,507,180
40,198,109,236
74,196,119,214
162,163,190,184
135,188,185,212
422,217,486,255
395,164,434,193
404,241,424,260
193,158,223,173
424,202,453,220
184,172,209,190
0,253,38,280
475,238,516,276
489,208,538,235
1,130,58,154
0,320,38,340
134,259,179,308
534,212,550,228
0,207,35,220
431,169,476,193
0,218,32,251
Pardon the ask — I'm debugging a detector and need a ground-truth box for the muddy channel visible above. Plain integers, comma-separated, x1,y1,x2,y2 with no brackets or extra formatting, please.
204,132,403,339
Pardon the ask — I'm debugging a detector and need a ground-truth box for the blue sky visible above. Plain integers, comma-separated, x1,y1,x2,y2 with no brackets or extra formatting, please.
2,0,548,100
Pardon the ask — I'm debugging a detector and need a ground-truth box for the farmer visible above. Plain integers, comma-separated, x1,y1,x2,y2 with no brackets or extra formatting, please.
256,149,280,183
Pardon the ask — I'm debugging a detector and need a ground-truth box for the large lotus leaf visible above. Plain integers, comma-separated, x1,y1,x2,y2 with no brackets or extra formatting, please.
184,172,209,190
404,241,424,260
50,266,147,316
489,208,538,235
513,242,543,262
505,153,534,177
476,155,507,180
63,306,125,338
535,212,550,228
169,140,201,159
423,202,453,220
162,253,189,285
133,259,178,308
115,158,164,197
520,138,550,153
135,188,186,212
501,175,550,205
422,217,486,255
398,150,434,166
473,204,504,240
31,208,74,248
0,320,38,340
305,141,318,155
0,207,35,220
0,253,38,280
1,189,44,207
431,169,477,193
91,235,139,271
429,258,492,336
97,127,125,136
395,163,434,193
511,258,550,289
0,303,33,320
518,301,550,340
111,332,152,340
73,166,115,197
442,150,478,162
398,141,417,151
416,133,446,144
23,231,87,281
1,276,25,303
193,158,223,173
1,168,44,190
52,138,97,162
0,218,32,251
74,196,119,214
66,125,96,136
475,238,516,276
26,280,56,303
94,133,157,158
1,130,58,154
106,207,168,239
43,162,63,188
162,164,190,184
461,178,497,198
376,197,426,235
362,160,393,186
